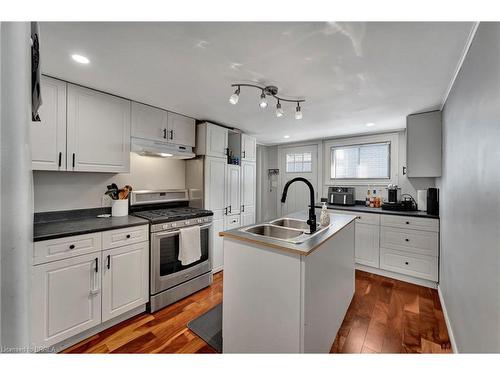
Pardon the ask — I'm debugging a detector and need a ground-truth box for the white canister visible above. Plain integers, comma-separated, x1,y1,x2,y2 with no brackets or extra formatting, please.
111,199,129,217
417,190,427,211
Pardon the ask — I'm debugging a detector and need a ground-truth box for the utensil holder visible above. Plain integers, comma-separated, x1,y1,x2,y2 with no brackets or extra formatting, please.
111,199,129,217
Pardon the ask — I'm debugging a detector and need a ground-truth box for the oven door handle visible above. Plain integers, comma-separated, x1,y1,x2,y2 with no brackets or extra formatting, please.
153,222,212,238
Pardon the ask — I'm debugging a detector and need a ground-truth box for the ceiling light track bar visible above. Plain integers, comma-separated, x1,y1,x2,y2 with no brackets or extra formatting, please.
230,83,305,103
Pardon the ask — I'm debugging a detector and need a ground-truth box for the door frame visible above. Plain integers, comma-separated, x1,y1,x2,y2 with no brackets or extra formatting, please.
276,140,323,217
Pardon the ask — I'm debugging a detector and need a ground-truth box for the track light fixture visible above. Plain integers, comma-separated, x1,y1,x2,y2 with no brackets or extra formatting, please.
229,83,305,119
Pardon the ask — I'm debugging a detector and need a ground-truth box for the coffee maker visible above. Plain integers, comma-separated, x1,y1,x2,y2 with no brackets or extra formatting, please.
386,184,401,204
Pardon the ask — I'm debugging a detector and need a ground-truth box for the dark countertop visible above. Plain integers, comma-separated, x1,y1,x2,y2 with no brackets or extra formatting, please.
314,203,439,219
34,208,149,242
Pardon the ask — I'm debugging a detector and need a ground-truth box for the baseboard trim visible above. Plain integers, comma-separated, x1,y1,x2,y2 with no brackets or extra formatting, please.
355,264,438,289
437,286,458,353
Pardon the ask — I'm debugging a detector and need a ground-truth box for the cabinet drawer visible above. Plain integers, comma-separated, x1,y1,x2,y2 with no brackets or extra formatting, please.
102,225,149,250
380,247,438,282
380,214,439,232
380,227,438,257
225,214,241,230
329,209,379,225
34,233,102,265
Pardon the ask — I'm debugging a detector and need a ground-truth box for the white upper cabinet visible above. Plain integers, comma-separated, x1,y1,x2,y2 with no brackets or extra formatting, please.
67,84,131,173
241,134,257,162
196,122,228,158
31,76,67,171
168,112,196,147
131,102,168,141
406,111,442,177
205,157,226,216
226,164,241,215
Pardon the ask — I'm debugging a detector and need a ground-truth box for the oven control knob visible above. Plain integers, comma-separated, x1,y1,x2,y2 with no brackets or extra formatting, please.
197,219,202,223
171,222,177,227
185,221,190,225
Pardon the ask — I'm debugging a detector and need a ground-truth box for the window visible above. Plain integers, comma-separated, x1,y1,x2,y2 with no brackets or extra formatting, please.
286,152,312,173
330,142,390,179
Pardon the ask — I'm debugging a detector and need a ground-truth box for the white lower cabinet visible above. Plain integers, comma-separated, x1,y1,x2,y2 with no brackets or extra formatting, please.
211,218,225,273
380,247,438,282
102,242,149,322
241,205,256,227
31,226,149,349
31,252,102,348
354,222,380,268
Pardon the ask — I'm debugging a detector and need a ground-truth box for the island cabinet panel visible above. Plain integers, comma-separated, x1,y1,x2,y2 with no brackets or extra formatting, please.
223,241,302,353
303,221,355,353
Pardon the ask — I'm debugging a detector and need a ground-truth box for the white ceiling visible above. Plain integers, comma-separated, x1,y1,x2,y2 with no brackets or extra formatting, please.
40,22,473,144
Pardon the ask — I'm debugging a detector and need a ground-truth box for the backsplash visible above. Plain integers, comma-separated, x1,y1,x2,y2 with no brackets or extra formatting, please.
33,153,186,212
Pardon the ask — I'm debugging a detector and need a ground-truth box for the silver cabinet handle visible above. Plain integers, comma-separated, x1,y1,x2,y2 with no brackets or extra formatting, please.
241,205,245,212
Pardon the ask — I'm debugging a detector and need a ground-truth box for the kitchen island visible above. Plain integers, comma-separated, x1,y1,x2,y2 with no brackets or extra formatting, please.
219,209,356,353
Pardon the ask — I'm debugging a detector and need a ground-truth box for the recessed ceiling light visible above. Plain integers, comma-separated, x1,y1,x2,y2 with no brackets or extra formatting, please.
365,122,375,127
283,135,290,139
71,54,90,64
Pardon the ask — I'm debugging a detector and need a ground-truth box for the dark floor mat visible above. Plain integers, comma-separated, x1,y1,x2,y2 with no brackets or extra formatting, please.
187,303,222,353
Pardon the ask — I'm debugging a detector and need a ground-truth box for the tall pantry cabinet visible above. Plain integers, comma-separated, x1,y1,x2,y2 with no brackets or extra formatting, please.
196,122,256,273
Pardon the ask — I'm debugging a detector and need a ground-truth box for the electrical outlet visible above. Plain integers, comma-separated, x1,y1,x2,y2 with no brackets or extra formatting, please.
101,194,112,207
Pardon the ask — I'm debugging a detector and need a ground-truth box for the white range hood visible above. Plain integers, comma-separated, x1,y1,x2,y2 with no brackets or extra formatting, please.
131,137,195,159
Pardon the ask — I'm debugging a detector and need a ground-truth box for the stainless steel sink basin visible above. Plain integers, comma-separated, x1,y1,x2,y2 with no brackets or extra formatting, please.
269,218,318,232
240,218,330,244
243,224,304,240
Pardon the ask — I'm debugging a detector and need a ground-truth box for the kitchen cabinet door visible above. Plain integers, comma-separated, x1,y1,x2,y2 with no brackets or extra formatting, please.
226,164,241,215
355,222,380,268
168,112,195,147
241,134,257,162
207,123,228,158
211,218,224,273
102,242,149,323
241,161,256,225
131,102,168,142
31,76,67,171
67,84,131,173
205,157,227,219
31,252,102,348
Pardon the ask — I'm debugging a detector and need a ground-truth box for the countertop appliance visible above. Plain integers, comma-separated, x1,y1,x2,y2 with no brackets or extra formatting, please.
381,194,417,212
130,189,213,312
328,186,355,206
386,184,401,204
427,188,439,215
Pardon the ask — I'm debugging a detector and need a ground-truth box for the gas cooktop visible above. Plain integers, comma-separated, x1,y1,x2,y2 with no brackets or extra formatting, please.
132,207,213,223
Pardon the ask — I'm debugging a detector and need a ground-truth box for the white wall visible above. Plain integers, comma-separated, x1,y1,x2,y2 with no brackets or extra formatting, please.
0,22,32,350
34,152,186,212
437,23,500,353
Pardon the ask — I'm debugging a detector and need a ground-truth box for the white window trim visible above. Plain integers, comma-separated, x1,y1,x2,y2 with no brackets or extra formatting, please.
323,133,399,186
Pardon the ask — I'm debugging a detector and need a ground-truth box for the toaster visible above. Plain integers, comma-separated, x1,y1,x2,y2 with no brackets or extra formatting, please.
328,186,355,206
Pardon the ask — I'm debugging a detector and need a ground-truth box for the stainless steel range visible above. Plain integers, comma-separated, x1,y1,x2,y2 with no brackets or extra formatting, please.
130,190,214,312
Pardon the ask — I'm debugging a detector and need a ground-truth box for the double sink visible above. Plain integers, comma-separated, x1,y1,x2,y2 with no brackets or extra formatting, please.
240,218,329,244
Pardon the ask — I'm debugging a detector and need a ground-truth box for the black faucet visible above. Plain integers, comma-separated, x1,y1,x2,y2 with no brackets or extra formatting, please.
281,177,317,234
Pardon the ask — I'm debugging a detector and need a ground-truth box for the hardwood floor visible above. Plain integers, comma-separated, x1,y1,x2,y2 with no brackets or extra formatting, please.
63,270,451,354
330,270,452,353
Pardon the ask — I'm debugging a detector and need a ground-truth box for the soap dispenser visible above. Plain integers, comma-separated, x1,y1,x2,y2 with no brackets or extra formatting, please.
320,202,330,226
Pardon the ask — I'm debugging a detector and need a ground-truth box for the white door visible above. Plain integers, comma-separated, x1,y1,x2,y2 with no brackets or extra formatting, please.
279,144,318,216
31,76,67,171
241,134,257,162
226,164,241,215
211,218,224,273
131,102,168,142
102,242,149,322
241,161,256,226
31,252,101,348
355,223,380,268
67,84,131,173
206,124,228,158
168,112,195,147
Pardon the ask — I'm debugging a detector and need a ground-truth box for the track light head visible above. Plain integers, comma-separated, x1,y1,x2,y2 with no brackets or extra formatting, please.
229,86,240,105
276,101,284,118
259,92,267,108
295,103,303,120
